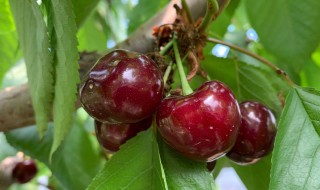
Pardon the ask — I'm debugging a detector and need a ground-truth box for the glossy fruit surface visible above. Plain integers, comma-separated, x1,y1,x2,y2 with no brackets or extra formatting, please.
156,81,241,162
226,101,277,165
95,117,152,152
80,49,164,123
12,160,38,184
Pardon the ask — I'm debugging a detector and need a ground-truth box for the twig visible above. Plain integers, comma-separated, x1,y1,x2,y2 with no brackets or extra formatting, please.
159,39,174,56
198,0,219,33
206,37,297,87
186,51,200,81
213,0,230,20
181,0,194,23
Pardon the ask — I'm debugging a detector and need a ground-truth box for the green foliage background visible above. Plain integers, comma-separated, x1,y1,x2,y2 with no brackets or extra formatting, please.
1,0,320,189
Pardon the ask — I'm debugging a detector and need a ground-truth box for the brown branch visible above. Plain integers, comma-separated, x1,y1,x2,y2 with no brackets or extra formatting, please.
213,0,230,20
206,37,297,87
0,0,207,132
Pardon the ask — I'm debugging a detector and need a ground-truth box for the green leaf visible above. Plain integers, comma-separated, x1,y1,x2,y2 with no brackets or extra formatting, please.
127,0,167,34
9,0,54,137
159,140,215,190
77,13,107,52
0,31,20,87
86,128,167,190
300,59,320,90
0,0,15,34
0,133,16,161
5,121,102,190
270,88,320,190
212,156,271,189
201,56,290,116
245,0,320,74
87,125,216,190
232,155,271,190
102,1,128,43
72,0,100,27
47,0,80,158
208,0,240,37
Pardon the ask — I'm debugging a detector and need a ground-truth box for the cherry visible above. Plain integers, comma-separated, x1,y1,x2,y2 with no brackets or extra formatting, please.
156,81,241,162
226,101,277,165
80,49,164,123
95,117,152,152
12,160,38,184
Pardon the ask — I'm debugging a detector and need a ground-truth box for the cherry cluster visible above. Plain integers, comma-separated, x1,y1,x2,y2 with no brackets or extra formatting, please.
80,50,163,151
80,49,277,166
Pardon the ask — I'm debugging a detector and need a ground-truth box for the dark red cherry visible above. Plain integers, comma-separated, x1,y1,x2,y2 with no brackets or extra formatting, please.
80,49,164,123
95,117,152,152
156,81,241,162
12,160,38,184
226,101,277,165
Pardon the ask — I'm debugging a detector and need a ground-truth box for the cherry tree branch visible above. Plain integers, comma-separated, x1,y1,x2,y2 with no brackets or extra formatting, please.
206,37,297,87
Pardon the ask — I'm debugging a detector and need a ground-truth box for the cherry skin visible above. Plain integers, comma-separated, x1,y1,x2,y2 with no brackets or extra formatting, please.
95,117,152,152
12,160,38,184
80,49,164,123
156,81,241,162
226,101,277,165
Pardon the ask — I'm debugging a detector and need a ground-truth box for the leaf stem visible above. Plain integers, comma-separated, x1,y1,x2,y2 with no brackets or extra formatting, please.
206,37,297,87
159,39,174,56
163,61,173,85
181,0,194,23
198,0,219,34
173,34,194,95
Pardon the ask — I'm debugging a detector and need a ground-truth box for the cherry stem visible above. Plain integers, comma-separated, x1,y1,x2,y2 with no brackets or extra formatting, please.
206,37,297,87
198,0,219,34
181,0,194,23
159,39,174,56
163,61,173,84
173,34,194,95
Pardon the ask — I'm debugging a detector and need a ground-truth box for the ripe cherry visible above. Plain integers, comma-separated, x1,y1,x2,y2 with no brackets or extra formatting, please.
226,101,277,165
156,81,241,162
80,49,164,123
95,117,152,152
12,160,38,184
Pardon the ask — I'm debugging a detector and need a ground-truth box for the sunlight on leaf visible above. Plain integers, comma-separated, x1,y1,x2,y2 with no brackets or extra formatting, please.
9,0,54,137
245,0,320,75
46,0,80,159
0,0,15,34
270,88,320,190
86,128,167,190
